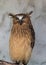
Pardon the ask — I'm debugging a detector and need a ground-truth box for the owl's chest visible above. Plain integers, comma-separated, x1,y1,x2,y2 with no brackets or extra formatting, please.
10,29,31,45
10,36,30,48
9,28,32,61
10,27,32,47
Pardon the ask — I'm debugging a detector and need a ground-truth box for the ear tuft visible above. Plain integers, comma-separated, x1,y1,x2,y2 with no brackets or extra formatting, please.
8,13,15,18
29,11,33,15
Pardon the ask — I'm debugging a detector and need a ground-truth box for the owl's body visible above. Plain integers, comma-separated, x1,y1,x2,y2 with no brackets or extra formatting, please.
9,12,35,65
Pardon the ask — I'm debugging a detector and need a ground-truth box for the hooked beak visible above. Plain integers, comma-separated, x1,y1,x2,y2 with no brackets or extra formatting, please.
19,20,23,25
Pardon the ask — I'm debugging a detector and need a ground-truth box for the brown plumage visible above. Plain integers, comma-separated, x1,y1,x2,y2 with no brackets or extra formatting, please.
9,11,35,65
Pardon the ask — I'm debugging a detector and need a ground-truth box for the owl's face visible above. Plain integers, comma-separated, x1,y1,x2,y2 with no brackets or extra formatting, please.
9,11,33,26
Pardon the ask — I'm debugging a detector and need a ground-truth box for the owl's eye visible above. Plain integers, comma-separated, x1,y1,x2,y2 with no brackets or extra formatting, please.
22,15,30,24
15,16,19,21
22,15,26,20
13,17,19,24
22,16,28,21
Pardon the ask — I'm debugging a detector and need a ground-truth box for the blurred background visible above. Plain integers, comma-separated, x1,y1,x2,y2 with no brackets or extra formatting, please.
0,0,46,65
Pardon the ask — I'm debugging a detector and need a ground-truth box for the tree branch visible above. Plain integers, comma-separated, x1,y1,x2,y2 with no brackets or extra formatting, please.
0,60,17,65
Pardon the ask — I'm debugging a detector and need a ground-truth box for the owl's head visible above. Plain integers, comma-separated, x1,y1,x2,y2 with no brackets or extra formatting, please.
9,11,33,25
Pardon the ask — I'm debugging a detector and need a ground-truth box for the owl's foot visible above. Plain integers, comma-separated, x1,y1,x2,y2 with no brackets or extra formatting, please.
19,61,27,65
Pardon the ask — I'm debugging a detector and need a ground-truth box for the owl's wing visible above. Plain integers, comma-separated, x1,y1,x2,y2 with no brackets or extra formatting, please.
29,23,35,49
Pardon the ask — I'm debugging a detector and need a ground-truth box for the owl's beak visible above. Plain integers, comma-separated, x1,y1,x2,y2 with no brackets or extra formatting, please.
19,20,23,25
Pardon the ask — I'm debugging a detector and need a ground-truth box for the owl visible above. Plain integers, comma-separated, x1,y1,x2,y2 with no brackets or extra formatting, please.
9,11,35,65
